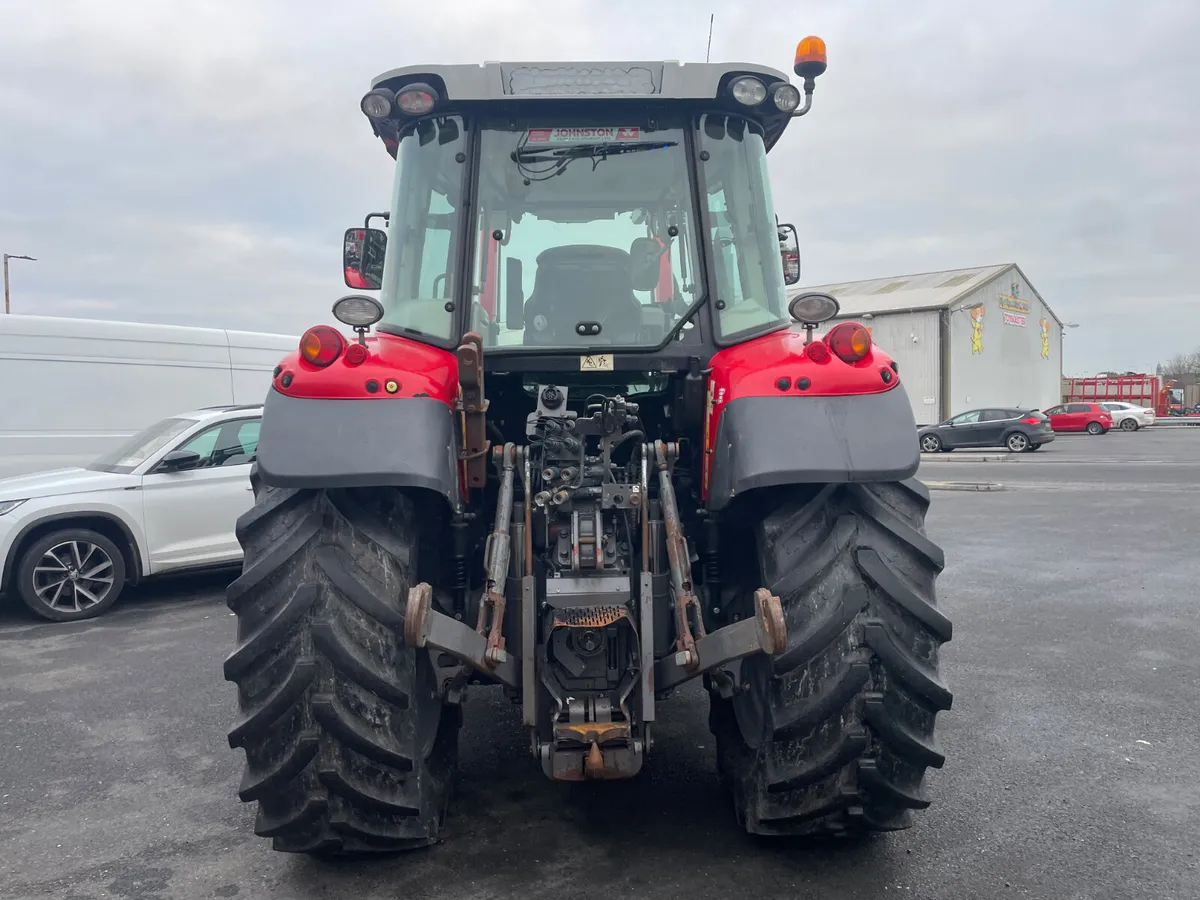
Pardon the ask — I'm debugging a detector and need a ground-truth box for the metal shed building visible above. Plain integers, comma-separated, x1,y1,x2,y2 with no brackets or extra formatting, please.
788,263,1064,426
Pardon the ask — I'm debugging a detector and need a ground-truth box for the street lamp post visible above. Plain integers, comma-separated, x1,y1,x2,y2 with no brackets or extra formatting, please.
3,253,37,314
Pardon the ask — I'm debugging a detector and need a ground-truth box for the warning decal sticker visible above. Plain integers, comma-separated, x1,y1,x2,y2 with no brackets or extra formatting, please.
525,127,641,144
579,354,614,372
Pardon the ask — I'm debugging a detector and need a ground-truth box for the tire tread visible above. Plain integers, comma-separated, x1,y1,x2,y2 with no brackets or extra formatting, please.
223,484,456,855
712,480,953,838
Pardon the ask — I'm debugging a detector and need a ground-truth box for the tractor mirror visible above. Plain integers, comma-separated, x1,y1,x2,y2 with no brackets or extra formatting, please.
778,223,800,284
343,227,387,291
505,257,525,329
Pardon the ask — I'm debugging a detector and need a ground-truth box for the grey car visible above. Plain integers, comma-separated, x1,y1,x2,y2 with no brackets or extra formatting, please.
918,407,1056,453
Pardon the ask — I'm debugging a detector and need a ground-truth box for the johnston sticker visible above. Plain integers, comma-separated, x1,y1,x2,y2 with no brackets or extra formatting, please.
525,127,642,143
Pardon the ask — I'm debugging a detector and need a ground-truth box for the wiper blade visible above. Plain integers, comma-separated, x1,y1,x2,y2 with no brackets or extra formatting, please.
515,141,678,163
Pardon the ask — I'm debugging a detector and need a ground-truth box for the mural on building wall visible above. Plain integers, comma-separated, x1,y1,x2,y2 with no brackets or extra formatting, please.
970,305,985,354
998,281,1030,327
1040,318,1051,359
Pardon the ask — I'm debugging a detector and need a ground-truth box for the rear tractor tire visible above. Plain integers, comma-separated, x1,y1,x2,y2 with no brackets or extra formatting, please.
223,468,458,855
711,478,953,838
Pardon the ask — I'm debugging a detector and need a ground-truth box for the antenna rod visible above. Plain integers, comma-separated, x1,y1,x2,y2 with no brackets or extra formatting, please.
705,14,714,63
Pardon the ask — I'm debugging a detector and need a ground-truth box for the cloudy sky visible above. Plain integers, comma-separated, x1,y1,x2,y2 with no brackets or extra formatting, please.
1,0,1195,375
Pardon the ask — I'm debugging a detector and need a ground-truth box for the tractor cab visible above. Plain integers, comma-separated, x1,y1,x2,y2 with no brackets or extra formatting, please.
339,43,827,371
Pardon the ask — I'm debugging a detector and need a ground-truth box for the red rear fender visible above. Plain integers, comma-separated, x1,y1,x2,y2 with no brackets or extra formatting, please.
272,331,459,404
255,331,464,503
702,327,915,508
706,327,900,406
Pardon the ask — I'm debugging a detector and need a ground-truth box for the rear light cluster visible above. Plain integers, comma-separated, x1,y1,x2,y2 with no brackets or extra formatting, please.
297,327,372,369
299,326,345,367
826,323,872,362
805,322,873,364
1020,416,1042,425
299,325,373,368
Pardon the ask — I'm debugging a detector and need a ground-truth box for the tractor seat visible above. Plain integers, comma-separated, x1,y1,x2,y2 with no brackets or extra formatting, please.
522,244,644,345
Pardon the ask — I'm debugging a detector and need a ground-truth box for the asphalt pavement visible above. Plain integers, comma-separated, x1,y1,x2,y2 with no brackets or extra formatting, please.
2,429,1199,900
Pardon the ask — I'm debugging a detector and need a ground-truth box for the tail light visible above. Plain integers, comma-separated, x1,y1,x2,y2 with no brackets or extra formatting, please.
1020,416,1041,425
299,325,345,367
826,322,872,363
343,342,369,367
804,340,830,362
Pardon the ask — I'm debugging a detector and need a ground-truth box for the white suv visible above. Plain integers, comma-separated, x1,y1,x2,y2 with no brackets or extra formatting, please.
1099,401,1156,431
0,405,262,622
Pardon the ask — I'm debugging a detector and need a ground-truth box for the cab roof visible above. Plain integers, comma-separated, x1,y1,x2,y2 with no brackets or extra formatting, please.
370,60,791,101
366,60,799,154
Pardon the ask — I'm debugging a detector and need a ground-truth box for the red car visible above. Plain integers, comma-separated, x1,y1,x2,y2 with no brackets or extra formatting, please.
1042,401,1113,434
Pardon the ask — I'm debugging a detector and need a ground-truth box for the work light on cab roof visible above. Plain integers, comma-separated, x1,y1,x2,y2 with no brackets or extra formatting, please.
357,35,830,138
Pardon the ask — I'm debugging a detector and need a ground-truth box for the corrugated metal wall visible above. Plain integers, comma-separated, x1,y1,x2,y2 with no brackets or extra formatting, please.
822,310,942,425
948,269,1061,415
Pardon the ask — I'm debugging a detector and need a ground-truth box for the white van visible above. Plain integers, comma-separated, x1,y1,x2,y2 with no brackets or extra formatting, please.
0,314,296,478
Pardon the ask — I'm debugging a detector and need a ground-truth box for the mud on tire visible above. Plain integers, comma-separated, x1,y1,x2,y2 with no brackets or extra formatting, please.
223,467,458,855
710,478,953,837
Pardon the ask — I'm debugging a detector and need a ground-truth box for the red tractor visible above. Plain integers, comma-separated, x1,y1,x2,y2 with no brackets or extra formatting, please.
223,39,953,855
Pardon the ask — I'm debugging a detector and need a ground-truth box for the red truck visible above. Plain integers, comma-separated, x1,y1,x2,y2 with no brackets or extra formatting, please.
1061,374,1197,417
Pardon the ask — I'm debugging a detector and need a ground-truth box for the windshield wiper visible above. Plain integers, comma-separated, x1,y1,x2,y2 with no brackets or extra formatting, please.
513,140,679,181
514,140,678,163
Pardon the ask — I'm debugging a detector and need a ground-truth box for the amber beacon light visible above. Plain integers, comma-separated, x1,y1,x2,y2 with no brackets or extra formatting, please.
794,37,828,78
787,36,827,118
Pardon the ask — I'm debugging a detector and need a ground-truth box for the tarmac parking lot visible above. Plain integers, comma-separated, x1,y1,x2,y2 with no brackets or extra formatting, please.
2,428,1198,900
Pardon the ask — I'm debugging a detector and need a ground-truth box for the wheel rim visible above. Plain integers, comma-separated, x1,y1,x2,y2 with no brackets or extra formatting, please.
32,540,115,613
1088,423,1102,434
1121,419,1137,431
921,436,939,452
1009,434,1028,451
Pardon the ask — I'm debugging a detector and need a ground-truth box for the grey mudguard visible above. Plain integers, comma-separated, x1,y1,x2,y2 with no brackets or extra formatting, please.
254,389,459,503
706,389,920,511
